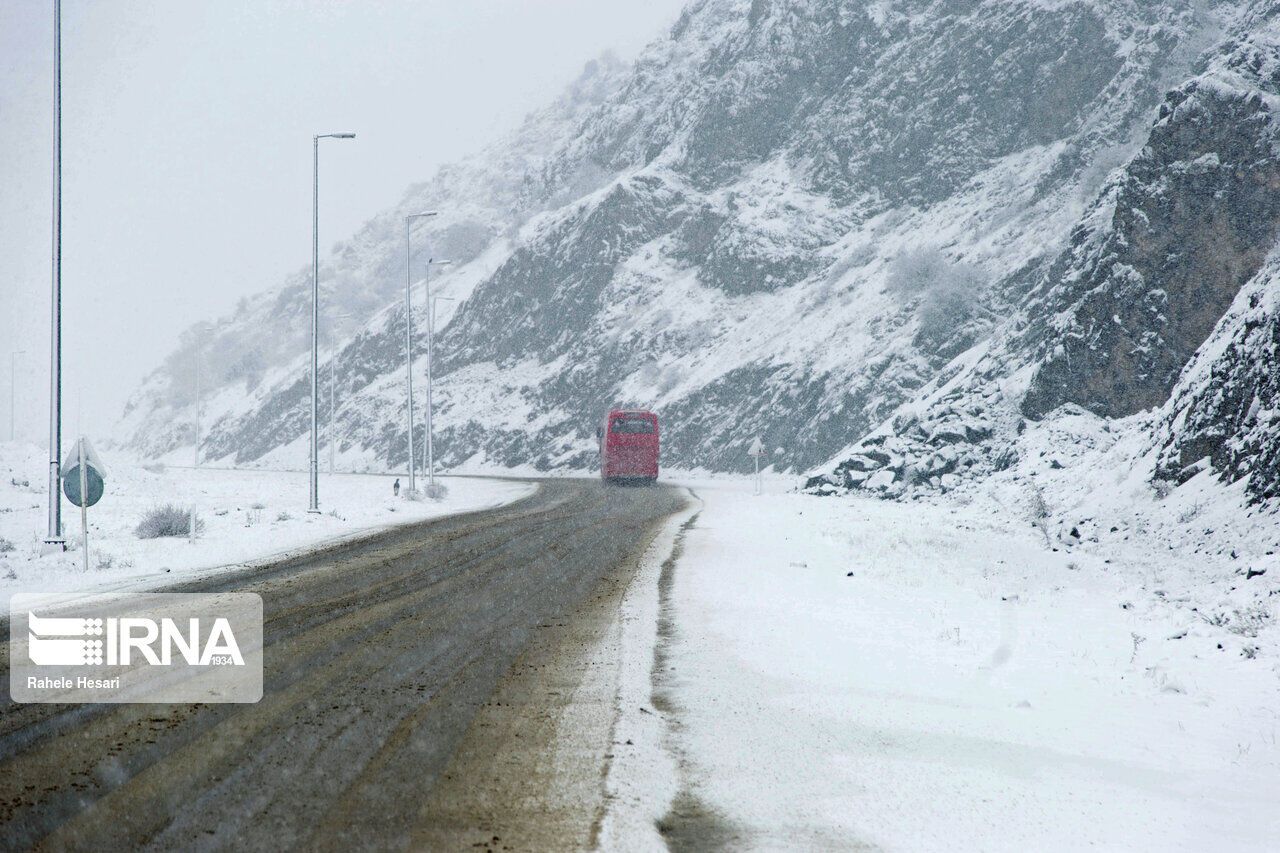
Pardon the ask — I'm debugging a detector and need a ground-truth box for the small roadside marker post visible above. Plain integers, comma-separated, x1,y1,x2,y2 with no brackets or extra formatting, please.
748,436,765,496
61,437,105,573
77,441,87,571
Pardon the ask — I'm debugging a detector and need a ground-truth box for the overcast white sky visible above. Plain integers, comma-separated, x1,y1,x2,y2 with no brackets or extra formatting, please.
0,0,685,444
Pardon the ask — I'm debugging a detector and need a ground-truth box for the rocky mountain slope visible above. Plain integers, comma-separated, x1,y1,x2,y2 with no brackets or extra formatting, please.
809,4,1280,503
120,0,1265,485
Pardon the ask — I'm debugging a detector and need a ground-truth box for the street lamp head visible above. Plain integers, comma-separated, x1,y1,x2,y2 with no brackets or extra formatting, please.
407,211,438,221
429,258,453,266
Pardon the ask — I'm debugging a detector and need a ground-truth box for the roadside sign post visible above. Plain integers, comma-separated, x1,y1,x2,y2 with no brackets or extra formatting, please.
748,436,764,495
61,437,105,573
77,441,87,571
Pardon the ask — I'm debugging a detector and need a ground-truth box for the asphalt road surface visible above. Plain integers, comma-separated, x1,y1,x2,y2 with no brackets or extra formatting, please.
0,478,687,851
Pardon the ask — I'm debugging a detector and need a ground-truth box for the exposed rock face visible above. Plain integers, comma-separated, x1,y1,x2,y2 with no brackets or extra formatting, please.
810,7,1280,501
121,0,1249,479
1153,259,1280,500
1021,66,1280,420
1152,17,1280,501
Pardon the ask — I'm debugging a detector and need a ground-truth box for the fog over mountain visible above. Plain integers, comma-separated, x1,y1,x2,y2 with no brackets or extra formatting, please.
118,0,1280,506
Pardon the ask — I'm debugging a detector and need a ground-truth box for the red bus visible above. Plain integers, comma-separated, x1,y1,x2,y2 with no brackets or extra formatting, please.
597,409,659,483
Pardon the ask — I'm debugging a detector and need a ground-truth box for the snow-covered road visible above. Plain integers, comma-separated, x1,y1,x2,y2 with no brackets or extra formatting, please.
648,478,1280,851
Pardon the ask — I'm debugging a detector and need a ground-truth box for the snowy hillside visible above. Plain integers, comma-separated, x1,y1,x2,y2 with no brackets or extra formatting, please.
117,0,1245,479
809,3,1280,507
115,52,633,464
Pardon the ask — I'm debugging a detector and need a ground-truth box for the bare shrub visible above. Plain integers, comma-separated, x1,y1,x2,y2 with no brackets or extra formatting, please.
276,511,291,522
424,482,449,501
1200,605,1272,638
1151,479,1176,500
1027,485,1049,520
0,537,14,554
1027,484,1051,544
885,247,985,343
886,248,953,297
1176,501,1203,523
135,505,203,539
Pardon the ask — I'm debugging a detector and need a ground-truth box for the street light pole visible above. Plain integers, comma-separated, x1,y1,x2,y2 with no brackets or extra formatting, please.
310,132,355,512
425,263,453,488
45,0,64,548
403,211,437,494
11,351,26,442
335,348,340,473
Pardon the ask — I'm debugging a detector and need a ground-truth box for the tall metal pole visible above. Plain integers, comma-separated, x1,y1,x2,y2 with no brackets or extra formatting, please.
45,0,64,547
404,218,415,494
11,351,26,441
310,135,319,512
310,132,355,512
425,287,433,489
404,211,437,494
329,352,335,474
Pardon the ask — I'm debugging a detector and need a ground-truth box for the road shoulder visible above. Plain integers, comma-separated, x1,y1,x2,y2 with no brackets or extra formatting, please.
595,490,700,852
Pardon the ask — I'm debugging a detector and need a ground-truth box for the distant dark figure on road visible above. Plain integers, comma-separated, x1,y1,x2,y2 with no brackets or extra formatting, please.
393,478,400,497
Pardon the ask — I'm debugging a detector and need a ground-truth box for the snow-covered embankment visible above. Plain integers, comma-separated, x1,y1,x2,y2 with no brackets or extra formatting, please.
0,441,533,598
634,477,1279,850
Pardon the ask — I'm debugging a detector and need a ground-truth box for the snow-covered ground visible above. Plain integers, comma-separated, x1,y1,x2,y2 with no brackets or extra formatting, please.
0,441,533,599
640,476,1280,851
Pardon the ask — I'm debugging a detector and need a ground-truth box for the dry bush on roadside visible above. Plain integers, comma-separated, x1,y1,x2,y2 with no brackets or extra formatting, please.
135,504,203,539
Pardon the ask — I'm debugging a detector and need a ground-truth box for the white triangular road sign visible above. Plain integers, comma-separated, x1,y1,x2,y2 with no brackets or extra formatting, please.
61,437,107,478
747,436,765,457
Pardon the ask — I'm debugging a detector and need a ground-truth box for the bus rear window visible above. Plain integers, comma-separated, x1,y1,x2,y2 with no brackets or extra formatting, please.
611,417,655,434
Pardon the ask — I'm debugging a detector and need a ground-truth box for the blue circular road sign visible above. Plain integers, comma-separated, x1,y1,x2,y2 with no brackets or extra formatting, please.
62,464,104,508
